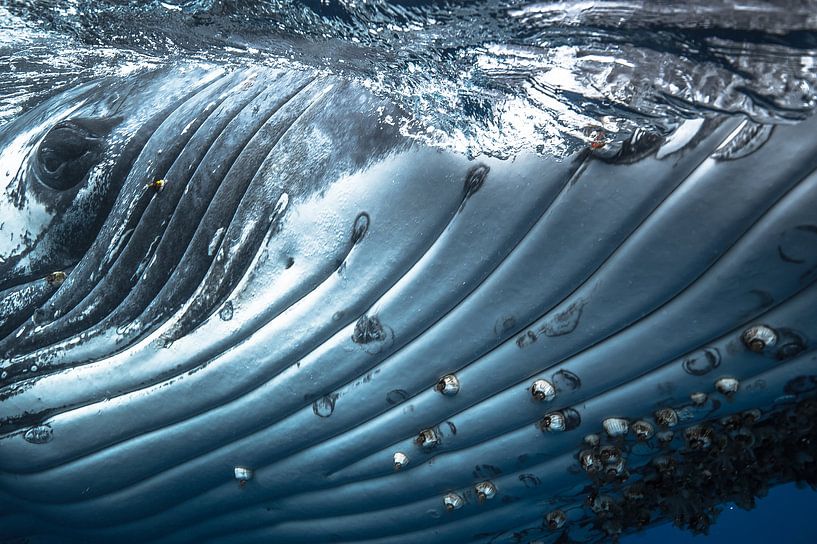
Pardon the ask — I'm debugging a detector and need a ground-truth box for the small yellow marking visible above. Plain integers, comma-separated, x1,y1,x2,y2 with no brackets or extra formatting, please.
148,178,167,191
46,271,66,286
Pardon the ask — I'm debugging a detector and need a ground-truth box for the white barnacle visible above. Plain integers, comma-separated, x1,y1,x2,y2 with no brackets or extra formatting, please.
591,494,614,513
530,379,556,402
234,466,253,483
443,492,464,511
632,420,655,441
654,408,679,428
580,450,600,473
435,374,460,396
416,428,440,450
599,445,621,464
475,480,497,502
393,451,409,471
715,376,740,397
540,412,566,432
546,509,567,530
742,324,777,352
602,417,629,437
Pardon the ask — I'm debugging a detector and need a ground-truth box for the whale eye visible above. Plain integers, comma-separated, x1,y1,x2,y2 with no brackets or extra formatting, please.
34,118,108,191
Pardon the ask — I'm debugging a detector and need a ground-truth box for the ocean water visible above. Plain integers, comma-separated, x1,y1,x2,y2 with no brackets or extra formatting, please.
1,1,817,543
3,0,817,159
624,482,817,544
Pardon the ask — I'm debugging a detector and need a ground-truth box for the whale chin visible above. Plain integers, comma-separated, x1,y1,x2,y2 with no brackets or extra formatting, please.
1,67,816,544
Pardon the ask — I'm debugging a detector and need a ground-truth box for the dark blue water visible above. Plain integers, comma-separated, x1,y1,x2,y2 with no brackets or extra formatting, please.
625,482,817,544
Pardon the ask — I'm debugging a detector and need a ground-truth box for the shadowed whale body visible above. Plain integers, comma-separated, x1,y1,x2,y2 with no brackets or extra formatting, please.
1,66,816,544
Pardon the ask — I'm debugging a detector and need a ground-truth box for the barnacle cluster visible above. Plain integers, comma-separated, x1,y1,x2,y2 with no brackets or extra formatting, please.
576,399,817,542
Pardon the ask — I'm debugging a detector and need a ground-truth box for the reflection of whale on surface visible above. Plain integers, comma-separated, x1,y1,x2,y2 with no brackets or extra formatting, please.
0,66,816,544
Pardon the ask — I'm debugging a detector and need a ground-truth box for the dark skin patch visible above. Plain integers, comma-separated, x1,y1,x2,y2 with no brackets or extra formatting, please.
657,381,676,396
682,348,721,376
778,225,817,266
563,408,582,431
385,389,408,405
518,473,541,488
748,289,775,312
494,315,516,336
540,300,585,337
778,244,806,264
775,328,808,361
473,464,503,478
463,164,489,200
516,330,537,348
350,212,370,244
552,369,581,393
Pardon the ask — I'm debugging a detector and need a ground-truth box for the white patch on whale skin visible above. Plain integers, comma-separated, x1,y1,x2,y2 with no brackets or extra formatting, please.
208,227,225,257
0,100,86,261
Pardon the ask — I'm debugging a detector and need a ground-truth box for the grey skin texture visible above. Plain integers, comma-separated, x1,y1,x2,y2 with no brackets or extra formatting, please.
1,66,816,544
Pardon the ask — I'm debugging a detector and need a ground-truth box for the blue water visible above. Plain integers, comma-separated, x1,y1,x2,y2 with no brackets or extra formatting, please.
625,482,817,544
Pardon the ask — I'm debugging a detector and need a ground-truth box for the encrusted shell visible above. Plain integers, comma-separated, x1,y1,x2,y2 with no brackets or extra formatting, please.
583,433,600,447
435,374,460,396
540,412,566,432
531,379,556,402
580,450,600,473
654,408,679,428
546,509,567,530
416,428,440,450
393,451,409,471
742,324,777,352
591,494,614,513
45,271,67,286
475,480,497,502
443,492,464,511
599,445,621,463
685,425,714,450
632,420,655,441
605,458,626,477
715,377,740,396
690,392,708,405
234,466,254,481
602,417,629,437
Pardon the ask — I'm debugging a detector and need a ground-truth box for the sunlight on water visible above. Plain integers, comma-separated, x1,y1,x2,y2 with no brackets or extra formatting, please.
2,0,817,158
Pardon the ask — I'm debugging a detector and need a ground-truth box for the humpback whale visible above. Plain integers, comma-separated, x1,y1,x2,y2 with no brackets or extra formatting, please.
0,66,816,543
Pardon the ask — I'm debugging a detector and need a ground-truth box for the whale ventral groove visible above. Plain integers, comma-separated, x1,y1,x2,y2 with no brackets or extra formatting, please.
1,66,817,544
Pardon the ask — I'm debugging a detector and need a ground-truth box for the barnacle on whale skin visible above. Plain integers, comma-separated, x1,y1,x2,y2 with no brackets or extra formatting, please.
572,397,817,539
